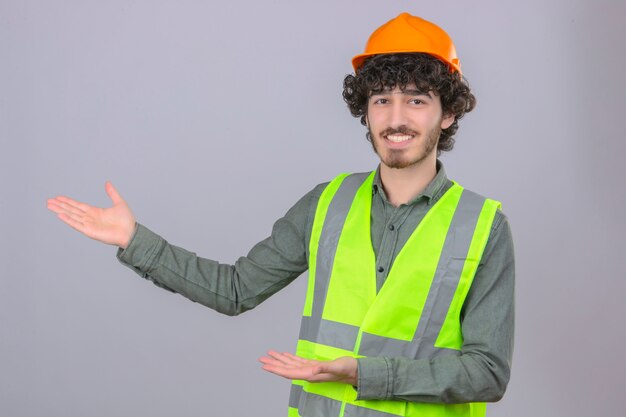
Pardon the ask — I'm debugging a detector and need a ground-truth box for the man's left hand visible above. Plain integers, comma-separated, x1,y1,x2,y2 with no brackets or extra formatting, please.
259,351,358,386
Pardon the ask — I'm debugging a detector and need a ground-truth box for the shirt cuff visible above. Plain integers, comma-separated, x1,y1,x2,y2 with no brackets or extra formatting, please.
356,357,392,400
116,223,165,274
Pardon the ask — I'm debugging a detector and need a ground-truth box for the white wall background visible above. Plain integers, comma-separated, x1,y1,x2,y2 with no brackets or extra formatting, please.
1,1,625,416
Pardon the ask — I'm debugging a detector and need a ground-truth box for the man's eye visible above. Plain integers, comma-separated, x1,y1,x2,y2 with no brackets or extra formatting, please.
410,99,424,105
374,98,389,104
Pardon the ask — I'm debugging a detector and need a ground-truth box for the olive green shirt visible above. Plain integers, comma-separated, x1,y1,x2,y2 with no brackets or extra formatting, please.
117,162,515,404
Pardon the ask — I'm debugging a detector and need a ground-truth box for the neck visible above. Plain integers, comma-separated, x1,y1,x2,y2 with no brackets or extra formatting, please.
379,157,437,207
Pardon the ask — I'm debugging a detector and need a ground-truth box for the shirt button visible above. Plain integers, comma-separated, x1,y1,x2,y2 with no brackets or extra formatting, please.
378,266,384,273
388,224,395,231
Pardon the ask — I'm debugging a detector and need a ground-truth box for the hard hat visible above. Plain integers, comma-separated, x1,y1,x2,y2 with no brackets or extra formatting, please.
351,12,461,74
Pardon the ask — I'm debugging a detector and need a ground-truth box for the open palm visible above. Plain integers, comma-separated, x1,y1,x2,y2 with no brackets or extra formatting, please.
259,351,358,385
47,182,136,248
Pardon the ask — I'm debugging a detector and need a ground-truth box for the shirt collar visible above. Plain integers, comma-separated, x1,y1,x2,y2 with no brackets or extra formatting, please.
372,160,449,206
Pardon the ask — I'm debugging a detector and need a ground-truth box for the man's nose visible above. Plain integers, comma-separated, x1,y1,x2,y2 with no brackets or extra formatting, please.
389,103,407,128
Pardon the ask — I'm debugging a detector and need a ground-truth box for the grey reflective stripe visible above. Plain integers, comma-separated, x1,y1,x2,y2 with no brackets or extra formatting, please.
344,404,403,417
304,172,371,346
358,331,461,359
359,189,486,359
299,317,360,351
413,189,485,357
291,385,403,417
289,384,302,408
290,385,342,417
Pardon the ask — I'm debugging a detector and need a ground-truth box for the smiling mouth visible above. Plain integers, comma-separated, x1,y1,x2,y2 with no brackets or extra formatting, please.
385,134,413,143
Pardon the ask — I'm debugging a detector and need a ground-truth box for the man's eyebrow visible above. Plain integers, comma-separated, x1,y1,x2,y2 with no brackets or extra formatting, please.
402,89,433,97
369,88,433,97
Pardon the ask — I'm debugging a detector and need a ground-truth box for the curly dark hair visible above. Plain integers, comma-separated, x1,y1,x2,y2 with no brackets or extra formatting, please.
342,53,476,154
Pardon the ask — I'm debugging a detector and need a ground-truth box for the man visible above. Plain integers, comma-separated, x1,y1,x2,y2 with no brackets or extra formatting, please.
47,12,514,417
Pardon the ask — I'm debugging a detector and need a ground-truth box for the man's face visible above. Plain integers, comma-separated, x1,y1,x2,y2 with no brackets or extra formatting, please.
366,85,454,169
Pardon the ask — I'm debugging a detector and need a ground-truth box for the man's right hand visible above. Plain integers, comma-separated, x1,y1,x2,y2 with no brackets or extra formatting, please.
47,182,137,249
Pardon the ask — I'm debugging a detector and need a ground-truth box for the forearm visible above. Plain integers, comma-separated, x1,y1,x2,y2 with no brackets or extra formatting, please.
115,186,320,314
357,348,510,403
356,303,513,404
118,225,303,315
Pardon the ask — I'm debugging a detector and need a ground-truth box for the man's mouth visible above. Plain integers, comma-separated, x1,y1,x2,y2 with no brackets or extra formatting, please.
380,127,418,144
385,134,413,143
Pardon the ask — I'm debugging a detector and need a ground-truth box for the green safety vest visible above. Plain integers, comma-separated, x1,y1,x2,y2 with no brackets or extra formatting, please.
288,171,501,417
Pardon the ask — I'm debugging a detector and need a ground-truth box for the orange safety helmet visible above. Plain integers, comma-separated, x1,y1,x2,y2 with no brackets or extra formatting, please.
352,13,461,75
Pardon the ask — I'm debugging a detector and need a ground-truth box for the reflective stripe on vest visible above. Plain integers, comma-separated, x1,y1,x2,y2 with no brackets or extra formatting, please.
292,172,500,417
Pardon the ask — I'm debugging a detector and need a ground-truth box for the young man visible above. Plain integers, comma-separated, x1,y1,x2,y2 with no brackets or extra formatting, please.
47,13,514,417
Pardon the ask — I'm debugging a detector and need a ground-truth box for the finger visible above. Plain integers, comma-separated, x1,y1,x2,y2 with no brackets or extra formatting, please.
47,200,82,219
49,200,86,217
55,196,91,212
283,352,310,364
57,213,87,234
47,200,65,215
258,356,284,367
261,364,307,380
266,351,301,367
55,208,86,223
261,364,290,377
262,363,330,382
105,181,124,205
259,352,297,366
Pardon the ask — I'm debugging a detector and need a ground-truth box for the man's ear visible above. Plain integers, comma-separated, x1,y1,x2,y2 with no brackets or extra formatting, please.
441,113,455,130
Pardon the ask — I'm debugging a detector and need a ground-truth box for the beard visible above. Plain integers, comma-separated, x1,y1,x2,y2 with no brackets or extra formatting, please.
368,124,441,169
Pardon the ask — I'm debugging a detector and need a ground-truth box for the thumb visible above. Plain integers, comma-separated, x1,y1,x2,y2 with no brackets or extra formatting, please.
105,181,124,204
312,364,327,375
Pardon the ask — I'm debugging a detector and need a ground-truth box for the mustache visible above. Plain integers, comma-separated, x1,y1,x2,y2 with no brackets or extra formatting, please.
379,126,419,137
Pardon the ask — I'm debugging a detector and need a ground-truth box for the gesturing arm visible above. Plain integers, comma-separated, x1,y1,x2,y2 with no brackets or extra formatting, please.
48,181,325,315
